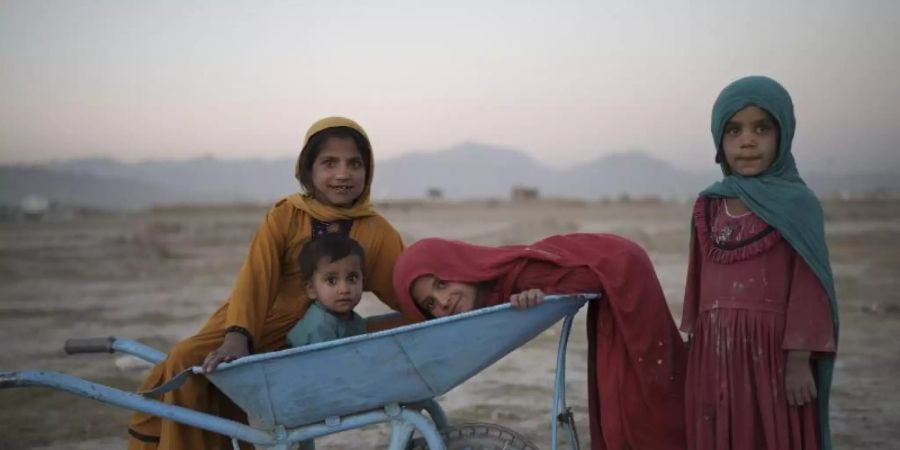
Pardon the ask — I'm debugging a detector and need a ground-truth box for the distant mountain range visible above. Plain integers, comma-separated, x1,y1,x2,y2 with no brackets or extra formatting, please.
1,143,898,210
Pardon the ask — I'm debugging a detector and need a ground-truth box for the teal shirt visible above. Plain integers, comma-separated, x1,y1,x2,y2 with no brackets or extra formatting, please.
287,301,366,347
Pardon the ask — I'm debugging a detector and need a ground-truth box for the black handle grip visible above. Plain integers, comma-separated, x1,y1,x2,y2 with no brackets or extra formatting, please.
64,337,115,354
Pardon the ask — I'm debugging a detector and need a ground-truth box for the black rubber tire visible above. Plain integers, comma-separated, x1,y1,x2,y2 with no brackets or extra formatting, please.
408,422,540,450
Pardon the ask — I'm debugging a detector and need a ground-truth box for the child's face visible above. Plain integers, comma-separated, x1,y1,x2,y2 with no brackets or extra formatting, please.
721,105,779,176
410,275,484,318
311,136,366,207
306,254,364,316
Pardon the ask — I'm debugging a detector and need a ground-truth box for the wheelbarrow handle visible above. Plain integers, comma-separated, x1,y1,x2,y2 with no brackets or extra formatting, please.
64,337,167,364
65,336,115,354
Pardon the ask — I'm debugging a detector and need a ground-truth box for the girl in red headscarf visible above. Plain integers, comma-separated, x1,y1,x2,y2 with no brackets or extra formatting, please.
392,233,687,450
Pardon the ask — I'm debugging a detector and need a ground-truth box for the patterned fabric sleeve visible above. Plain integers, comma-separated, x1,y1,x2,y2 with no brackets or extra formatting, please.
361,216,405,311
783,252,837,353
225,203,290,342
680,228,703,334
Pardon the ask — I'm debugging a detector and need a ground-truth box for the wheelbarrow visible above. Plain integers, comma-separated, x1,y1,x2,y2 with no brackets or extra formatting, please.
1,293,598,450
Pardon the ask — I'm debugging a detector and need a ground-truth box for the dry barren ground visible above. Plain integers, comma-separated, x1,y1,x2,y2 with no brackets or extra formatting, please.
1,198,897,449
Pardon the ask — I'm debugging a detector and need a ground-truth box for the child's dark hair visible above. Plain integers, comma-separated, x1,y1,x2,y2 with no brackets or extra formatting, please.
297,126,373,195
299,234,366,281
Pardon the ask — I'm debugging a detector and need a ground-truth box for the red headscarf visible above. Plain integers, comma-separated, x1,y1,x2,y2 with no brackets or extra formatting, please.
392,237,569,320
392,233,687,450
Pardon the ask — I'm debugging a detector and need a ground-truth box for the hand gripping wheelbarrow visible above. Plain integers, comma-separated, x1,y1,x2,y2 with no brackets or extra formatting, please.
1,294,598,450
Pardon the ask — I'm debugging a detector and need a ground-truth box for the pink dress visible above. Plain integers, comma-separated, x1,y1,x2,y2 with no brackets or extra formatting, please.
681,198,835,450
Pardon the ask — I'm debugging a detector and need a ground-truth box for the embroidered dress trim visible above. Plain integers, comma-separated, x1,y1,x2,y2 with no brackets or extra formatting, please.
311,218,352,238
695,197,782,264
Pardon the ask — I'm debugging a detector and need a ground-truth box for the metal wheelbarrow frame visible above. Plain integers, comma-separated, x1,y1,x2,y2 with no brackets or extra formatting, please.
1,293,598,449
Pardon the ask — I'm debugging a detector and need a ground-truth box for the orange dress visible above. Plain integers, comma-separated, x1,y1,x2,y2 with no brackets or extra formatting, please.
127,194,404,450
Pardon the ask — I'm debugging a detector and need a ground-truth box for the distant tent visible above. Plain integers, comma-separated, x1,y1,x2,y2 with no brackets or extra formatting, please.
21,195,50,221
511,186,539,201
426,187,444,200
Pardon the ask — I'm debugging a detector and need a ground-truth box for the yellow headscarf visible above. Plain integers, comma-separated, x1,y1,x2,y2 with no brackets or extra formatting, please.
288,116,377,221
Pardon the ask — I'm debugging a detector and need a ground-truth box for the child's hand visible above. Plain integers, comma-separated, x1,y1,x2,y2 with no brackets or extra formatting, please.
202,332,250,373
785,351,817,406
510,289,544,309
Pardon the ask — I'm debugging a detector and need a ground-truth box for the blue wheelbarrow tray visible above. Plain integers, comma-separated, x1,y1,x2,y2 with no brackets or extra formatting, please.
206,294,593,430
1,294,596,449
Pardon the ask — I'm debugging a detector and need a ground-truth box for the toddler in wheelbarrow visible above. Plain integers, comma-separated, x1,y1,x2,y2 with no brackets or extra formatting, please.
2,232,688,450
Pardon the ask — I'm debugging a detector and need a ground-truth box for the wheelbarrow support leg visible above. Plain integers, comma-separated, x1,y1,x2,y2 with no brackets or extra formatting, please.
385,403,445,450
388,419,416,450
410,399,450,432
551,312,582,450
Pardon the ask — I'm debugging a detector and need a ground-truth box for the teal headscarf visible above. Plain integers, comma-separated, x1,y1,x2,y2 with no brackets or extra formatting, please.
700,75,838,450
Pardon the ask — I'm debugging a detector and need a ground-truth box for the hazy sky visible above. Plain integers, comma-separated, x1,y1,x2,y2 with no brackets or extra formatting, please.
2,0,899,171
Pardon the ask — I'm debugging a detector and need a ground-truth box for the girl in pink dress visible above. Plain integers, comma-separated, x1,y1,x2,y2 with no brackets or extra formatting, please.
681,76,838,450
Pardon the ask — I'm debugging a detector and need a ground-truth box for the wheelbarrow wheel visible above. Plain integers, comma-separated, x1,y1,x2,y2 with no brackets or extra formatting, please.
408,422,540,450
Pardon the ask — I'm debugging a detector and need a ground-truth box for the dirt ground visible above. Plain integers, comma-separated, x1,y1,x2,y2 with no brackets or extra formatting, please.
1,198,898,449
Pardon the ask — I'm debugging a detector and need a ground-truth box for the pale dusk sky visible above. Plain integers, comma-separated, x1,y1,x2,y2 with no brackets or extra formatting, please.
1,0,898,172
